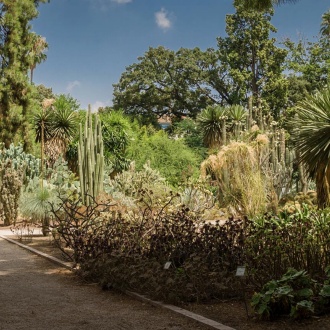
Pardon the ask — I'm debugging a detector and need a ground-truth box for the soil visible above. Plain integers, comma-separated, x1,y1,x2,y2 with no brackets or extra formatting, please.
2,225,330,330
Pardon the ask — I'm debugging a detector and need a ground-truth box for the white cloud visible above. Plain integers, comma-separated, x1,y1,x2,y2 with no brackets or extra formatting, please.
87,0,131,11
111,0,132,3
155,8,172,31
66,80,81,92
91,100,111,112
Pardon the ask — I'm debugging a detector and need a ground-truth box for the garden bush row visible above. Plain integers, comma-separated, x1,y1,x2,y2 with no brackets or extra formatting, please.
50,192,330,308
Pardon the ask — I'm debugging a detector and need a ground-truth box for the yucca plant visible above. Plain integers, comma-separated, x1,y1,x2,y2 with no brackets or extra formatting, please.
287,86,330,208
34,96,79,168
197,105,228,148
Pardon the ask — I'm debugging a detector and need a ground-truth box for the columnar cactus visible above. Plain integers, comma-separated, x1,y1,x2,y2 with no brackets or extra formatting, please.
78,106,104,206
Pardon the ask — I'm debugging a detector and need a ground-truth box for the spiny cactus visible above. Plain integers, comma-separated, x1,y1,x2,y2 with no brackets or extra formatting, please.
78,107,104,206
0,143,40,184
0,160,24,225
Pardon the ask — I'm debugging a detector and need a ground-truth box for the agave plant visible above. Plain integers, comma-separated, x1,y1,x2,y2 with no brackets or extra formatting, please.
228,105,247,139
287,86,330,208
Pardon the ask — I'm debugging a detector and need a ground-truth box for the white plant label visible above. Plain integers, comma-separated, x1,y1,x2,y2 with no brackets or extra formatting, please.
236,266,246,277
164,262,172,270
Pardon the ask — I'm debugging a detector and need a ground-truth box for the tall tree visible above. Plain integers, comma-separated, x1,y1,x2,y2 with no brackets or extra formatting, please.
0,0,48,150
211,1,288,118
113,3,287,121
320,9,330,39
113,46,211,121
242,0,298,11
29,33,48,83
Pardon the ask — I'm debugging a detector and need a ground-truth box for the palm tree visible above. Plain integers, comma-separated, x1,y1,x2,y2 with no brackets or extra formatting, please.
287,86,330,208
242,0,299,11
29,33,48,83
320,10,330,39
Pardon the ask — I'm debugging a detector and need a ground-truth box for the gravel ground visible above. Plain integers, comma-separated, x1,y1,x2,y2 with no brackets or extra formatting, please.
0,237,212,330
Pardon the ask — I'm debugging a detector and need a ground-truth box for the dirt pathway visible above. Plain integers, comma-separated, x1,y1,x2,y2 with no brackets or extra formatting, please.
0,238,210,330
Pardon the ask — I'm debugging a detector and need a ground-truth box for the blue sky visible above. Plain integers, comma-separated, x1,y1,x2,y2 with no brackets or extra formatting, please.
32,0,330,111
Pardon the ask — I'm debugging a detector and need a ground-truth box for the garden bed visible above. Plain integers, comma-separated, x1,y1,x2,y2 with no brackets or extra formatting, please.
2,226,330,330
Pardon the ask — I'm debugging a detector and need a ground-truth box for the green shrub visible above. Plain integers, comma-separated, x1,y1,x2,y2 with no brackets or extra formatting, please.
127,129,201,187
251,268,330,320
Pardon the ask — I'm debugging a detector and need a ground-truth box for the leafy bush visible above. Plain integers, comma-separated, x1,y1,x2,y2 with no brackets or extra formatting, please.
245,207,330,286
251,268,330,320
50,192,245,302
127,129,202,187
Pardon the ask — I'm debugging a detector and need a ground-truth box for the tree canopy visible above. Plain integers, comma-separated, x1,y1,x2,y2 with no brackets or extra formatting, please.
113,2,287,121
0,0,48,150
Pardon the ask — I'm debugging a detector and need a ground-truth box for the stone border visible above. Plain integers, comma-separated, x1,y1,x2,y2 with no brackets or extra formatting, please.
0,235,74,270
0,234,236,330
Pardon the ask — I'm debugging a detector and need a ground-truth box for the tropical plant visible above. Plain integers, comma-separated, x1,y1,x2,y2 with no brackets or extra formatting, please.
33,94,79,168
197,105,228,148
28,33,48,83
320,9,330,39
251,268,316,320
287,86,330,208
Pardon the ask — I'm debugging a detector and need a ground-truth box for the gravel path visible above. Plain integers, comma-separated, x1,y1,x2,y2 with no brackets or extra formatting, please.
0,237,209,330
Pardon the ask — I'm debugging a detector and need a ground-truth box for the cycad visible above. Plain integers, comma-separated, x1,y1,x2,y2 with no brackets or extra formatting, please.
288,86,330,208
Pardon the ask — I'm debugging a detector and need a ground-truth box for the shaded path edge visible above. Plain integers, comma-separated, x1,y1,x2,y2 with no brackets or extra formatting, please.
0,234,236,330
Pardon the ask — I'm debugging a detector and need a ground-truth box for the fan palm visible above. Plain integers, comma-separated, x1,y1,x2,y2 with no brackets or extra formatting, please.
320,10,330,39
287,86,330,208
29,33,48,83
197,105,228,148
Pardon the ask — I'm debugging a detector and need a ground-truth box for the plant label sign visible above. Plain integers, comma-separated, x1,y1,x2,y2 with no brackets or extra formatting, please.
164,262,172,270
236,266,246,277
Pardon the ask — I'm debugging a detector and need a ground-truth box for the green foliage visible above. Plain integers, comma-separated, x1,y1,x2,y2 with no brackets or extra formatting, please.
0,0,48,149
113,46,211,121
197,105,228,148
0,143,40,225
100,110,135,176
105,162,169,206
50,193,246,302
215,2,288,118
0,143,40,184
0,160,24,226
251,268,322,320
33,94,80,167
113,5,287,120
170,118,206,158
286,87,330,208
127,129,201,187
245,208,330,284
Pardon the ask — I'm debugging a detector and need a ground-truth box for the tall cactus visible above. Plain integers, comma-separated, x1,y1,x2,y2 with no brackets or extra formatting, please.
78,106,104,206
